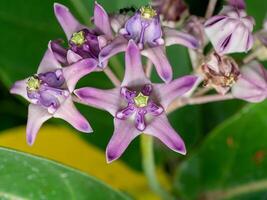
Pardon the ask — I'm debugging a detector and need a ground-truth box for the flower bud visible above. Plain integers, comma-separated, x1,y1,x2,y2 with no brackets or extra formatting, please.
152,0,188,22
204,5,254,54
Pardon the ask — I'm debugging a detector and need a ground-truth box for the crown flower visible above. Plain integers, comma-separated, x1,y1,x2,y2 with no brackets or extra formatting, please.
10,41,97,145
75,41,198,163
99,5,199,83
54,2,113,67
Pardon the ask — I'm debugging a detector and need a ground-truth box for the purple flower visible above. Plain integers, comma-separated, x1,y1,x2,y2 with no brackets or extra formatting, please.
204,1,254,55
232,61,267,102
75,40,198,163
99,5,199,83
10,41,98,145
200,52,240,95
54,2,113,66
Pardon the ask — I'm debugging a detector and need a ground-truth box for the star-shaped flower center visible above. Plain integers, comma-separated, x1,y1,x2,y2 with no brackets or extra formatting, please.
134,92,149,107
70,31,86,46
140,6,157,19
27,76,41,91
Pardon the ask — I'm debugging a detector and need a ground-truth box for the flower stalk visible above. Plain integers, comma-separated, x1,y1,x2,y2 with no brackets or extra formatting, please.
141,134,174,200
167,93,234,114
103,67,121,87
205,0,218,18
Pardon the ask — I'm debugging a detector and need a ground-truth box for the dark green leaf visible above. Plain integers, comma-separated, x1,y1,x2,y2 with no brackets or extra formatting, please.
0,147,130,200
174,101,267,200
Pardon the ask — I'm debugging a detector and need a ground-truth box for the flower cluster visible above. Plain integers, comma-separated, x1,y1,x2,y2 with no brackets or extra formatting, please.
10,0,267,163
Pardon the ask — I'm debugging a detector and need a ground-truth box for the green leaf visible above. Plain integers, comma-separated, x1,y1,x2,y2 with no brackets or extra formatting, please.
0,147,130,200
174,101,267,200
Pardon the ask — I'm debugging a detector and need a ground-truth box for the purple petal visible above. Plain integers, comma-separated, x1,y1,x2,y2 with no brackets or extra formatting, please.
147,102,164,116
38,41,62,74
227,0,246,9
164,27,199,49
145,114,186,155
53,97,92,133
116,104,135,119
54,3,85,39
122,40,150,86
74,87,120,116
63,58,98,92
94,2,113,38
154,75,198,109
141,46,173,83
26,104,51,145
99,36,128,66
50,40,67,64
232,61,267,102
67,50,83,64
10,79,28,101
106,119,140,163
135,110,146,131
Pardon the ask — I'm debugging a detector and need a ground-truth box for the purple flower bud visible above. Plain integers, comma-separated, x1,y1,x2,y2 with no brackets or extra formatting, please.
204,5,255,54
232,61,267,102
200,52,240,94
120,5,163,48
152,0,188,22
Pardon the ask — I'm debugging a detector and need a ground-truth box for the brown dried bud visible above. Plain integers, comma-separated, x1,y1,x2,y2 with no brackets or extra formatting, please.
200,52,240,95
152,0,188,22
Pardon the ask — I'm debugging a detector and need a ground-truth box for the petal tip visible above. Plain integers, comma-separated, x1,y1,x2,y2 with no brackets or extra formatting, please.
54,2,68,14
106,151,119,164
80,122,93,133
26,134,34,146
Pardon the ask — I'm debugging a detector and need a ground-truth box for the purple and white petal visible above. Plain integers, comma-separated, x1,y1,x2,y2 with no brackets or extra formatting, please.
74,87,121,116
122,40,150,87
53,97,92,133
145,114,186,155
67,50,83,64
94,2,113,38
204,6,254,54
38,41,62,74
98,36,128,66
63,58,98,92
141,46,173,83
154,75,198,109
164,27,199,49
54,3,85,39
10,78,29,101
232,61,267,102
106,119,141,163
26,104,52,145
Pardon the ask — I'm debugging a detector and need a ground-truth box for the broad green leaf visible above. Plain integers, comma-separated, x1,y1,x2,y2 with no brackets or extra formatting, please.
174,101,267,200
0,147,130,200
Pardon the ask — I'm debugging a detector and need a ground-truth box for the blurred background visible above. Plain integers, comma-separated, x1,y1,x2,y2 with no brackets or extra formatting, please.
0,0,267,199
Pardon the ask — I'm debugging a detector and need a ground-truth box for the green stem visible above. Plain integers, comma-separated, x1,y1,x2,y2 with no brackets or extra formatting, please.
140,135,174,200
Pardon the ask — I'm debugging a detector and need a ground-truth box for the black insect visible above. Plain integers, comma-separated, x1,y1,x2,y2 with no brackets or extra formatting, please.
119,6,137,14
